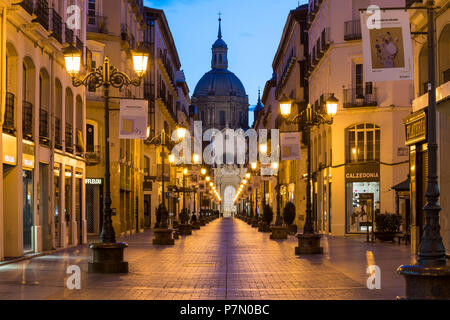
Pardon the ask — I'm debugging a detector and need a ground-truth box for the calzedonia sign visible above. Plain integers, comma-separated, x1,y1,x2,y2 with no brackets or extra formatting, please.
345,162,380,182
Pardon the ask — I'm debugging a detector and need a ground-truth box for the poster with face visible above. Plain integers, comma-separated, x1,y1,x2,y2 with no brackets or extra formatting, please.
360,9,413,82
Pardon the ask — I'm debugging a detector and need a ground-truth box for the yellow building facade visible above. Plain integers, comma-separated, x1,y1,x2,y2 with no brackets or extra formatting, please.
1,0,87,260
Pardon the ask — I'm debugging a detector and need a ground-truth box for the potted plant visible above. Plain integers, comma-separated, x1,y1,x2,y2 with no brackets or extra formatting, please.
283,202,297,234
259,205,273,232
178,208,192,235
374,213,402,241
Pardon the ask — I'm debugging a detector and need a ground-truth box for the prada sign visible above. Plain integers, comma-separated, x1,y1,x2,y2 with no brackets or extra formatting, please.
404,110,427,146
345,162,380,182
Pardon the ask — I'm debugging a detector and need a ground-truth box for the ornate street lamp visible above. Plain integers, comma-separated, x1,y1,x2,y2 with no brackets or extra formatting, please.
279,95,336,254
397,0,450,299
63,44,149,273
147,125,186,244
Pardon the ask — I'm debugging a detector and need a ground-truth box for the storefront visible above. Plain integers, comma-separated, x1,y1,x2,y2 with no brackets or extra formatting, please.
85,178,103,235
64,166,73,246
345,162,380,234
404,109,428,253
22,140,35,252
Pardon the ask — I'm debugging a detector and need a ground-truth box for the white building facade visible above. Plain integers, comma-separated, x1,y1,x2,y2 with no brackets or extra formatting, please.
306,0,413,235
0,0,87,260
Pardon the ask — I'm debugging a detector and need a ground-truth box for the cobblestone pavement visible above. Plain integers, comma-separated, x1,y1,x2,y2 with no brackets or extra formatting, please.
0,218,415,300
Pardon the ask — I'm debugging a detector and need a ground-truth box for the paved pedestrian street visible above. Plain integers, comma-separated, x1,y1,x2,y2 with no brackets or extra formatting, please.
0,218,415,300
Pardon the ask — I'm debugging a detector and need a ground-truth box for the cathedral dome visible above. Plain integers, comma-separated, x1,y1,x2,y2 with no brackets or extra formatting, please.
193,16,246,98
193,69,246,97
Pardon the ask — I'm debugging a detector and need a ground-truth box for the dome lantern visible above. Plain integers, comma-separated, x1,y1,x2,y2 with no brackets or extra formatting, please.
211,15,228,69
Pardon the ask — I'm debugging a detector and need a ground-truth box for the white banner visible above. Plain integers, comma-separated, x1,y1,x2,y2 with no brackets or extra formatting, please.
119,99,148,139
280,132,301,161
360,8,413,82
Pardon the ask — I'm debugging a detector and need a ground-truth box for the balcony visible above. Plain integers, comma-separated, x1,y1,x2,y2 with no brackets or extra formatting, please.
23,101,33,141
320,28,332,52
406,0,423,7
76,128,84,155
34,0,49,31
87,15,108,34
19,0,34,16
50,8,63,43
65,123,73,154
444,68,450,84
3,92,15,135
144,83,155,100
343,87,378,108
39,108,50,146
65,24,74,44
158,49,176,88
55,117,62,150
344,20,361,41
86,145,101,166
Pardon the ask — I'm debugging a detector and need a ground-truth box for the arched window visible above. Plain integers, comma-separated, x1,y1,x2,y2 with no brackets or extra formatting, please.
346,123,380,163
438,24,450,85
419,43,428,95
55,79,63,149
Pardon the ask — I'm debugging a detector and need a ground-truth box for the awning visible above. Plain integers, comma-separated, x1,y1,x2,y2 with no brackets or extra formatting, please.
390,178,410,192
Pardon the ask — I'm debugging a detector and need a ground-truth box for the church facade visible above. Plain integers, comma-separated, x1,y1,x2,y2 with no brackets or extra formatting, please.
192,17,250,216
192,18,249,131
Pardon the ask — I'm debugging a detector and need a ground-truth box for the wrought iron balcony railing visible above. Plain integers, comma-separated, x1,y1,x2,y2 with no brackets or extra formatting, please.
55,117,62,150
65,23,74,44
23,101,33,140
86,145,102,166
39,108,50,146
144,83,155,100
65,122,73,153
34,0,49,31
344,20,361,41
19,0,34,15
3,92,15,134
50,8,63,43
343,87,378,108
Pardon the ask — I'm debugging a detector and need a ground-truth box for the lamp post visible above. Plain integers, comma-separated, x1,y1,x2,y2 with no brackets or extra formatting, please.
279,95,337,253
397,0,450,299
64,45,149,273
147,126,186,244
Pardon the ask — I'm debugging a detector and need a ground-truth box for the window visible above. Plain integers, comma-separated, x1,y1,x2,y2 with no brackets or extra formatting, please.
220,111,226,126
355,64,373,97
88,0,96,25
346,123,380,163
201,111,205,122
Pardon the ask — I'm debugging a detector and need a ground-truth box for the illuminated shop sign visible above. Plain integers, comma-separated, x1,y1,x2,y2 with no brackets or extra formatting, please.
85,178,103,185
345,162,380,182
2,133,17,165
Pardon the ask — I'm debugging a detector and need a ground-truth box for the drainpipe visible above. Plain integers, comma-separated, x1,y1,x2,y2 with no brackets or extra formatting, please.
49,51,55,250
0,5,6,261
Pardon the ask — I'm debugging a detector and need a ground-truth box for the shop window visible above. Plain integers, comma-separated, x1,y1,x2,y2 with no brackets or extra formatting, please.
346,123,380,163
346,181,380,233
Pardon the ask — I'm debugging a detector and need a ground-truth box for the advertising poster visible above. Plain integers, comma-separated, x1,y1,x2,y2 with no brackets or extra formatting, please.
360,8,413,82
280,132,301,161
119,99,148,139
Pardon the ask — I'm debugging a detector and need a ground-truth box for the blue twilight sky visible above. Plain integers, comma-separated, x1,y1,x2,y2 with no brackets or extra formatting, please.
144,0,308,125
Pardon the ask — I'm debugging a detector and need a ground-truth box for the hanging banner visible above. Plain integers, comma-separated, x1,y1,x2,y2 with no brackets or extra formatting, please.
360,8,413,82
190,173,199,185
119,99,148,139
252,176,261,189
280,132,301,161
